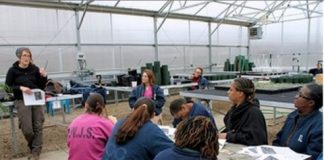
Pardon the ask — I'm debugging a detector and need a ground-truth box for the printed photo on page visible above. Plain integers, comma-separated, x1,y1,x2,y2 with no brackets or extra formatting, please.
23,89,45,106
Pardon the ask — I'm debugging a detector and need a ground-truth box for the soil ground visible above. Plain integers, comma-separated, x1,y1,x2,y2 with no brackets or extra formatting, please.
0,95,291,160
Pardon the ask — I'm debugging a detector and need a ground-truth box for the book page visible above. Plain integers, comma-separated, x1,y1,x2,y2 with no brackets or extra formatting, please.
23,89,45,106
238,145,311,160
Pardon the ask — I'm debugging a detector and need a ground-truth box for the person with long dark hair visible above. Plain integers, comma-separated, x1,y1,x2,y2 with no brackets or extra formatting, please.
219,77,268,146
5,47,48,160
103,97,173,160
67,93,115,160
273,83,323,159
128,69,165,124
154,116,218,160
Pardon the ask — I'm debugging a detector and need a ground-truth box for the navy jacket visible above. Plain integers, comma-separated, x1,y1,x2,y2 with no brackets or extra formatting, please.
272,110,323,159
5,61,47,100
102,119,173,160
222,101,268,146
128,84,165,115
172,103,216,129
154,147,209,160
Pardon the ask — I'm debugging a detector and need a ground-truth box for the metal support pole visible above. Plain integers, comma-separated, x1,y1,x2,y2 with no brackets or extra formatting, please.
208,22,212,72
58,48,63,72
188,20,192,67
110,14,116,69
10,105,18,154
75,10,81,52
281,21,284,67
154,16,159,61
183,46,186,72
247,27,250,59
306,18,311,71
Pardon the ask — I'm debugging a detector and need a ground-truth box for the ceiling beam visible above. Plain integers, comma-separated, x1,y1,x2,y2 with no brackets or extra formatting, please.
156,0,174,32
214,1,265,12
169,1,207,13
0,0,252,26
256,1,288,24
236,1,320,17
114,0,120,7
194,2,209,16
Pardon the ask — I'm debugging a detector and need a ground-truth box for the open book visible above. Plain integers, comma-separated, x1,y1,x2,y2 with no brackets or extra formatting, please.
238,145,311,160
23,89,45,106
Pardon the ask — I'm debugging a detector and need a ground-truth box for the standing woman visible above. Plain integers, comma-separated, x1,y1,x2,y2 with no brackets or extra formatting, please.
128,69,165,123
103,97,173,160
68,93,116,160
5,47,48,159
218,77,268,146
273,83,322,159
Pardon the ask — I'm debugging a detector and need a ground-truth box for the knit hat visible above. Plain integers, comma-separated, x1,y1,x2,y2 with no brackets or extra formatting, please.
16,47,32,59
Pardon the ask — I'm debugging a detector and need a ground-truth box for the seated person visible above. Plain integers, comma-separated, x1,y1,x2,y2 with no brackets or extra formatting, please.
190,67,208,90
219,77,268,146
169,98,216,129
309,62,323,76
67,93,116,160
189,67,210,108
154,116,218,160
273,83,323,159
103,97,173,160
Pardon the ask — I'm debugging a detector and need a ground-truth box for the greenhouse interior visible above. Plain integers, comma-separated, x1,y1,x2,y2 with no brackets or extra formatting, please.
0,0,323,160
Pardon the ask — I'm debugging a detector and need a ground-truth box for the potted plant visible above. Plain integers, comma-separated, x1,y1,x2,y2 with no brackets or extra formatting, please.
0,83,13,118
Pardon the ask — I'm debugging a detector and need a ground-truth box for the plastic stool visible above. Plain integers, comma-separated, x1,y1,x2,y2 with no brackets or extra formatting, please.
47,100,71,116
62,99,71,113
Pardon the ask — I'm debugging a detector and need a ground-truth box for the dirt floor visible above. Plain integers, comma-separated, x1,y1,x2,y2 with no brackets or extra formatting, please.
0,95,288,160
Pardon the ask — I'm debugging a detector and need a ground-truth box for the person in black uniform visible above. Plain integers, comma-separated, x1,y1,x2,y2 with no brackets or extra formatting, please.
218,77,268,146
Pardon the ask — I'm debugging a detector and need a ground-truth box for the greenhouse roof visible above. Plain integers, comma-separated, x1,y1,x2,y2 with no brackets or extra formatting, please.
0,0,322,27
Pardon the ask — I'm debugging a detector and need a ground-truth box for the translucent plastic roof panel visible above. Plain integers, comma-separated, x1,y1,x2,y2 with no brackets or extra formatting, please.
1,1,322,26
91,1,117,7
244,1,268,9
171,2,212,16
195,3,230,18
116,1,166,11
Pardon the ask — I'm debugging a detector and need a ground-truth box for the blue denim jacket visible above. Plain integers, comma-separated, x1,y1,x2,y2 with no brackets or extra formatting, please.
198,76,208,89
128,84,165,115
192,76,208,90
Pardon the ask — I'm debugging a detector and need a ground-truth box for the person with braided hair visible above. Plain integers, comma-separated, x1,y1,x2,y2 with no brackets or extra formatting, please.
103,97,173,160
218,77,268,146
154,116,219,160
67,93,116,160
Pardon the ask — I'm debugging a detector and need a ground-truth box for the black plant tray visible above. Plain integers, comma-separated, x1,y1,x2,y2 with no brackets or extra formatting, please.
214,85,300,94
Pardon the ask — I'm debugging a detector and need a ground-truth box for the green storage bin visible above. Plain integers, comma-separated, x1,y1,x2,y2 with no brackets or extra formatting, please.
146,63,153,71
141,66,146,74
154,61,161,85
230,64,234,71
111,80,117,86
161,65,169,85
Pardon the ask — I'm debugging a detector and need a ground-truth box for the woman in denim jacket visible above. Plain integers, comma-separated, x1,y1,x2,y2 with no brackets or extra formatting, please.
128,69,165,122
